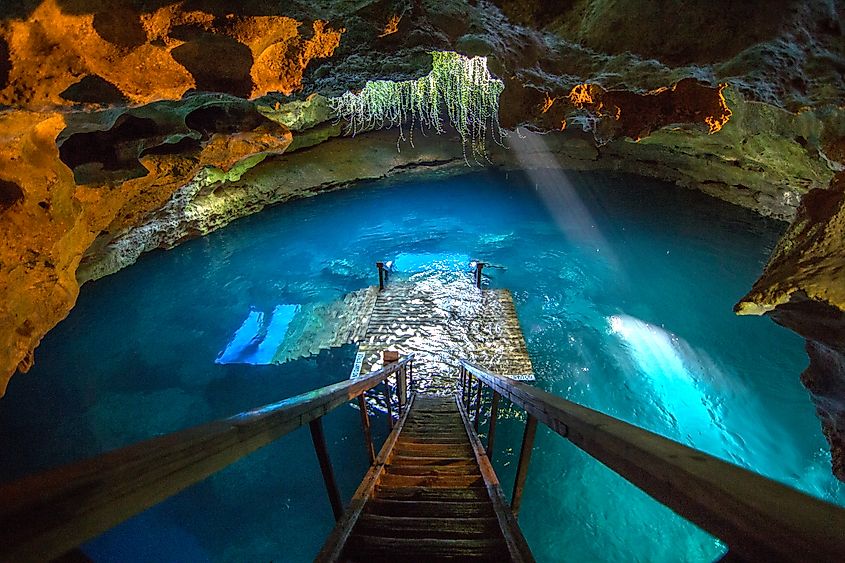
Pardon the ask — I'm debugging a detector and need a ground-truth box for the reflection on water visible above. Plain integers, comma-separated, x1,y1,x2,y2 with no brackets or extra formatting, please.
0,169,841,562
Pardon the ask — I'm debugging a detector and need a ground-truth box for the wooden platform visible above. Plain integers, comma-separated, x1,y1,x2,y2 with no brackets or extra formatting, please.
317,395,534,562
355,279,534,393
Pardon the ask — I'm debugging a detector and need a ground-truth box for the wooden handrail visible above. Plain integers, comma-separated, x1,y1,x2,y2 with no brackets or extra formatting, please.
460,360,845,562
0,355,414,563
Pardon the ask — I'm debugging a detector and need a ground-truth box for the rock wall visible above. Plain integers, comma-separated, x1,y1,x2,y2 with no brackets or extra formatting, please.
737,169,845,479
0,95,292,391
0,0,844,478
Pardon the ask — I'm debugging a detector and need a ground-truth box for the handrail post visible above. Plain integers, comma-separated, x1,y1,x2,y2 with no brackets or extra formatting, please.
487,391,501,461
309,417,344,522
397,365,408,415
473,380,483,432
464,372,472,408
357,394,376,465
376,261,385,290
512,414,538,518
383,378,393,430
474,261,486,289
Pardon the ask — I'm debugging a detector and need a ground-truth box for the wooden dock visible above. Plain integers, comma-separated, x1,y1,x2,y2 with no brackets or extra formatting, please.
355,278,534,393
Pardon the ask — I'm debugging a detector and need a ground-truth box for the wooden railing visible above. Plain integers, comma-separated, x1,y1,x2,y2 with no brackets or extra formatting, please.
0,355,414,563
459,360,845,563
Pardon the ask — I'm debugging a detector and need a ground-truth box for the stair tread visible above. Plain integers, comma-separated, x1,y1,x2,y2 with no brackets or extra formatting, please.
386,464,480,476
375,486,491,501
353,514,500,539
365,499,496,517
347,534,507,552
389,456,477,466
380,474,486,489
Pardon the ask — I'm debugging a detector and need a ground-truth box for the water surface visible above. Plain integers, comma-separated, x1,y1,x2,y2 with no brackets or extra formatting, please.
1,167,840,562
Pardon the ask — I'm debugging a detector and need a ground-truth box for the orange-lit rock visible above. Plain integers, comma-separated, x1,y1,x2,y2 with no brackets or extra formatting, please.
563,79,733,142
378,15,402,38
0,0,343,108
0,100,291,395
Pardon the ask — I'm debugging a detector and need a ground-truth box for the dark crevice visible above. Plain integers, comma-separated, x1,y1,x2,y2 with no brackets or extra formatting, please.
184,103,267,140
92,7,148,48
0,36,10,90
139,135,202,157
170,32,254,98
0,179,24,212
59,75,128,105
58,114,159,184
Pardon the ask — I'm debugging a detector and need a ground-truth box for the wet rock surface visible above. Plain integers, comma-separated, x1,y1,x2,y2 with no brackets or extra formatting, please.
737,171,845,478
0,0,844,477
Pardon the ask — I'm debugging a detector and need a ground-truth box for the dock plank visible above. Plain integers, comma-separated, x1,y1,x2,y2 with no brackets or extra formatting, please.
356,280,534,393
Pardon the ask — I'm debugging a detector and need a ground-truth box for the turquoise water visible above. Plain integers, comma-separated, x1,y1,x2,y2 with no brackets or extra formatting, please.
1,168,842,561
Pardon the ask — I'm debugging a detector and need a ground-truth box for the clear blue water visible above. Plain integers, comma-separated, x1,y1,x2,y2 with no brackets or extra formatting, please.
1,168,843,562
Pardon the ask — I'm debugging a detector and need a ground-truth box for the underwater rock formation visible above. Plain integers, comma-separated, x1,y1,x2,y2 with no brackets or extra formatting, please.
0,0,844,477
737,169,845,480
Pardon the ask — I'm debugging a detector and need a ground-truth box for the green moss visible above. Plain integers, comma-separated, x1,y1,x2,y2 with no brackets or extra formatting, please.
206,153,269,184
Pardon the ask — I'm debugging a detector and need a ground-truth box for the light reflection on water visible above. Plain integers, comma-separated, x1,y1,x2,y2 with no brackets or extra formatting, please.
0,168,841,562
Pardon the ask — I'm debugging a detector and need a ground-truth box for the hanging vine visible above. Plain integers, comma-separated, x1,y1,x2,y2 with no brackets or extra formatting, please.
328,51,506,164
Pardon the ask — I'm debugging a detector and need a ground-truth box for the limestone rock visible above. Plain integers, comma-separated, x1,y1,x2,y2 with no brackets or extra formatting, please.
0,0,344,108
736,170,845,479
0,96,292,395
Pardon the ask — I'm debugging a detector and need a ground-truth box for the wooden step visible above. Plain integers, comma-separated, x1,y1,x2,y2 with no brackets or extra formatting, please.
354,514,501,539
379,474,486,489
397,436,468,444
345,535,507,561
389,456,476,467
403,422,463,428
365,499,496,518
386,464,481,476
394,442,474,454
375,486,491,502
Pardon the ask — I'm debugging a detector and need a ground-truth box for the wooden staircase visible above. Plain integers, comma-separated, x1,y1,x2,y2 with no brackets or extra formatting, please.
317,394,534,562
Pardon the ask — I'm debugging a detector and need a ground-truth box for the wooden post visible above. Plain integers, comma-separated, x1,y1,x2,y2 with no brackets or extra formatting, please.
357,395,375,465
473,381,483,432
487,391,501,461
383,379,393,430
512,414,538,518
474,261,486,289
397,366,407,415
382,351,399,422
464,373,473,408
376,262,385,290
309,417,344,522
407,362,413,394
